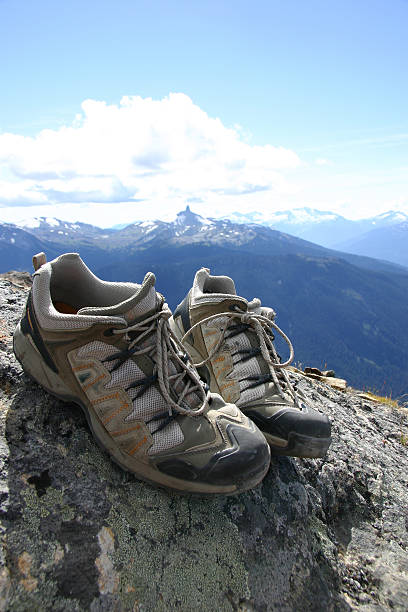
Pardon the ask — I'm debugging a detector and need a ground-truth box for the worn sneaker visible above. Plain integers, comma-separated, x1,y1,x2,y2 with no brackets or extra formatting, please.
170,268,332,458
13,253,270,494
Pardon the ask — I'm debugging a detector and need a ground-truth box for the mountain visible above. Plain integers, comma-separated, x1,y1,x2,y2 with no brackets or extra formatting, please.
0,222,60,272
222,207,359,246
335,220,408,267
104,208,408,277
9,207,408,275
16,217,115,245
12,217,116,270
2,206,408,395
223,208,408,258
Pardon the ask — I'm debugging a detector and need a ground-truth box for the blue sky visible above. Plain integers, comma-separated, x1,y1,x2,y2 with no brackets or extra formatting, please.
0,0,407,226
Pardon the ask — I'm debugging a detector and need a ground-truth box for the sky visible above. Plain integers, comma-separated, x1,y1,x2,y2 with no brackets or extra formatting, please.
0,0,407,227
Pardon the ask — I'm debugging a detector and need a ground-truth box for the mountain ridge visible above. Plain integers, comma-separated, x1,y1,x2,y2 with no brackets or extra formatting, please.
4,207,407,275
219,207,408,255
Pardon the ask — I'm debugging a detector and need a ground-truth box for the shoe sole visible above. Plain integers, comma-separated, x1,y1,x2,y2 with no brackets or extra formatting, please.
13,322,268,496
170,316,331,459
262,430,332,458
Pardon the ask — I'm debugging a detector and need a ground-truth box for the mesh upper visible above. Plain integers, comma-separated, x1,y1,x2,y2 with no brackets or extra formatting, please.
123,287,157,322
203,317,265,406
78,341,184,454
77,341,118,360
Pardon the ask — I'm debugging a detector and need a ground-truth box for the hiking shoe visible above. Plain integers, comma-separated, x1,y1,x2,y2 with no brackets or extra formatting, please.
13,253,270,494
170,268,331,458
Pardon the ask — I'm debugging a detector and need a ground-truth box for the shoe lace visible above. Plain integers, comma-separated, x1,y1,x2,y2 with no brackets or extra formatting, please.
103,302,209,434
181,300,301,408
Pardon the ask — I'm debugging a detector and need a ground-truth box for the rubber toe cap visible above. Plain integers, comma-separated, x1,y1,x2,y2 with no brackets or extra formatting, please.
268,404,331,439
247,403,331,440
205,421,271,486
156,421,270,487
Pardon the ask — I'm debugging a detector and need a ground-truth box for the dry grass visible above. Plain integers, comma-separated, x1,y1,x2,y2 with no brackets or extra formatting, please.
363,391,400,410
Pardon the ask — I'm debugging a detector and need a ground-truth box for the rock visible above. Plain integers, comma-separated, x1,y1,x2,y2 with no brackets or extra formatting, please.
357,393,382,403
322,370,336,378
0,279,407,611
304,367,323,376
0,271,32,290
324,377,347,391
302,368,347,392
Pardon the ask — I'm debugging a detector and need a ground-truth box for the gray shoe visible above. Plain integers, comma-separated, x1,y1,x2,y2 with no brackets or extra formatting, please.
13,253,270,494
170,268,331,458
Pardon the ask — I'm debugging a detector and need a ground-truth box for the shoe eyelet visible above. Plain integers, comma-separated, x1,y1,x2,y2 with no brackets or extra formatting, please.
103,328,115,337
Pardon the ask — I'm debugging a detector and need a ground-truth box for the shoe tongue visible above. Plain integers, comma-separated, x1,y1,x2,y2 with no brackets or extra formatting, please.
247,298,262,314
77,272,159,323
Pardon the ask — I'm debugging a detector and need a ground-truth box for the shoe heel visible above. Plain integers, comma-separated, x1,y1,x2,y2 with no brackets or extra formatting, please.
13,322,71,397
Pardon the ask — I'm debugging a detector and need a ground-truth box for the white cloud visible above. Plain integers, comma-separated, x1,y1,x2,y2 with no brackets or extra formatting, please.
0,93,406,226
0,93,301,220
0,180,48,206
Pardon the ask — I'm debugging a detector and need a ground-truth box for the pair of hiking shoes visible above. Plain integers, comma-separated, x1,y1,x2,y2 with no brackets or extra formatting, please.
13,252,331,495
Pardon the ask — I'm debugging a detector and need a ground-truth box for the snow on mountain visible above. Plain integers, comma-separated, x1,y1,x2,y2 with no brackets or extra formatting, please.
139,221,158,234
221,207,344,228
17,217,62,229
231,207,354,247
268,208,343,225
368,210,408,226
3,206,408,267
218,207,408,250
222,211,266,225
169,206,214,237
173,205,212,231
12,217,116,250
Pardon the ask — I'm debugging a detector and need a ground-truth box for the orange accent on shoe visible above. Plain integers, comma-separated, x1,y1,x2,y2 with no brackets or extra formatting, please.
91,391,120,405
73,363,94,372
207,339,219,351
83,373,106,390
203,329,218,336
217,365,230,376
128,436,148,455
111,424,141,436
220,381,235,391
102,401,130,425
213,356,225,363
26,308,33,332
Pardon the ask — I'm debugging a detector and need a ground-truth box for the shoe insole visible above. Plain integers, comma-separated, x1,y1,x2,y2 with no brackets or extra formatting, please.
53,301,79,314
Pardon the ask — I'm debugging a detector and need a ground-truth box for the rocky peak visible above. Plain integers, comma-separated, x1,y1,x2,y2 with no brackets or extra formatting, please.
174,206,208,234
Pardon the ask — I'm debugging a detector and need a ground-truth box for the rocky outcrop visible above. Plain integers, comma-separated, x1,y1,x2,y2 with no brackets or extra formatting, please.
0,276,407,611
